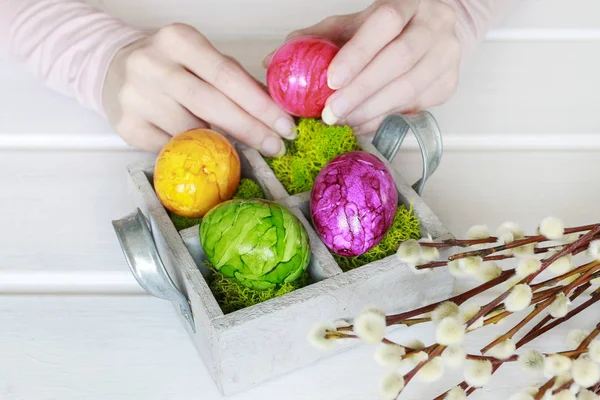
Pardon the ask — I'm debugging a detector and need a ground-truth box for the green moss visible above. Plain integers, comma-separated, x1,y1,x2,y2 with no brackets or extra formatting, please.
167,178,265,231
333,204,421,271
167,210,202,231
206,262,310,314
265,118,361,195
232,178,265,199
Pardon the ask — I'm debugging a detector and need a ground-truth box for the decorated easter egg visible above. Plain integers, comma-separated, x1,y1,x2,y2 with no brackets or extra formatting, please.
200,199,311,290
154,129,240,218
267,35,339,118
310,151,398,257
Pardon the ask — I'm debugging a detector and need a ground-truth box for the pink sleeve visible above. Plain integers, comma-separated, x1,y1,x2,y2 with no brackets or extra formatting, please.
0,0,149,116
444,0,524,61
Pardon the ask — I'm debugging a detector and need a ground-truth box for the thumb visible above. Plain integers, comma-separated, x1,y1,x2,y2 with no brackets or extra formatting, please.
262,14,360,68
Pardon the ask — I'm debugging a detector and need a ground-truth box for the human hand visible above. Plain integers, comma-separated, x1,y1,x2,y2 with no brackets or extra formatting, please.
103,23,296,155
265,0,462,135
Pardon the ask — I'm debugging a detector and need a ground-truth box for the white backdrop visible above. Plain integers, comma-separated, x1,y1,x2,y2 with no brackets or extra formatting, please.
1,1,600,399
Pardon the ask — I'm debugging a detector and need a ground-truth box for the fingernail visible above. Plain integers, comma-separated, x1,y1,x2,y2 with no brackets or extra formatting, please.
274,118,297,140
321,106,338,125
322,96,347,125
262,136,285,157
328,65,349,90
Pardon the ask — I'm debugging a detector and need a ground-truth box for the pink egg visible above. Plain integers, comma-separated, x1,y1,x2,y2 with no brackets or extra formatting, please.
267,36,339,118
310,151,399,257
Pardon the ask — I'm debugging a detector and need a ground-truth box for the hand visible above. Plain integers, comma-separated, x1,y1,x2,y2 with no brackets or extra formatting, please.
103,23,296,155
266,0,462,135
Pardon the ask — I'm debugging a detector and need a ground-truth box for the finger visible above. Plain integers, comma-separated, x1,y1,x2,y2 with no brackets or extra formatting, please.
114,115,172,153
154,25,297,140
165,69,286,157
119,83,208,135
327,0,420,90
321,20,433,125
352,71,460,136
344,38,460,127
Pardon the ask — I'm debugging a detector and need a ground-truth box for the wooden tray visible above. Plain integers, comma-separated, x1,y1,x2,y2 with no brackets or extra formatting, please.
112,111,455,396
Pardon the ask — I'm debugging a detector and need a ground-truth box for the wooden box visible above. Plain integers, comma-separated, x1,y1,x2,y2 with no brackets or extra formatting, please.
113,113,455,396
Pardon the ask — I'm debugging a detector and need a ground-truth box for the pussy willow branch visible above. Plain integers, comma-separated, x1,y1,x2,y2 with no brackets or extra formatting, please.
465,354,518,363
481,264,600,354
397,345,445,399
481,296,554,354
416,243,562,271
448,224,598,261
386,270,514,326
517,288,600,348
551,379,575,395
337,271,514,332
534,377,557,400
433,283,599,399
481,265,595,327
518,282,592,344
449,236,552,261
329,224,600,400
531,260,600,291
418,237,499,248
464,225,600,329
417,236,595,271
537,326,600,398
483,286,564,327
576,322,600,351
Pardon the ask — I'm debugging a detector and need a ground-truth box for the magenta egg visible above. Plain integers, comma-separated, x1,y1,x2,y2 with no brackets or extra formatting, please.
310,151,399,257
266,35,339,118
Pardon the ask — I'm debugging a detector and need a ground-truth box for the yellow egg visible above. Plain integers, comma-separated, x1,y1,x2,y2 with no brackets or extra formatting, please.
154,129,241,218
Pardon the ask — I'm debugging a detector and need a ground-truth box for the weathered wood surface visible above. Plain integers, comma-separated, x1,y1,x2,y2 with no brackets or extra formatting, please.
2,293,598,400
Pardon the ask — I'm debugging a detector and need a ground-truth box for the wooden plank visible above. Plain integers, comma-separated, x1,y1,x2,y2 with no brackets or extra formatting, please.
433,41,600,137
0,150,154,273
0,294,597,400
391,149,600,236
2,39,600,148
1,148,598,282
495,0,600,31
84,0,600,36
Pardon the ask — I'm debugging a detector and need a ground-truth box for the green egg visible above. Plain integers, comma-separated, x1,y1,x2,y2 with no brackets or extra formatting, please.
200,199,310,290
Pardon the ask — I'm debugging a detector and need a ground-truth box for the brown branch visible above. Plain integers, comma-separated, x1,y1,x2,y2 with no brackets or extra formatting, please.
556,348,590,358
398,345,445,399
535,377,557,400
576,322,600,351
465,225,600,329
466,354,518,364
482,286,562,328
448,224,598,262
449,235,547,261
488,267,594,354
530,260,598,291
450,284,597,399
551,379,574,395
386,269,514,326
432,382,470,400
416,243,560,271
518,282,592,345
517,289,600,348
481,296,554,354
419,237,499,248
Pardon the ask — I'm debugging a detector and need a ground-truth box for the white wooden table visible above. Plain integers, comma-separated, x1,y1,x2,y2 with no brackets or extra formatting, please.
2,1,600,398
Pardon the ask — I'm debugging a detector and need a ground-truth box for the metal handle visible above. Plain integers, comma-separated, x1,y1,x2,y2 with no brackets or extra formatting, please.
372,110,443,195
112,208,196,333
